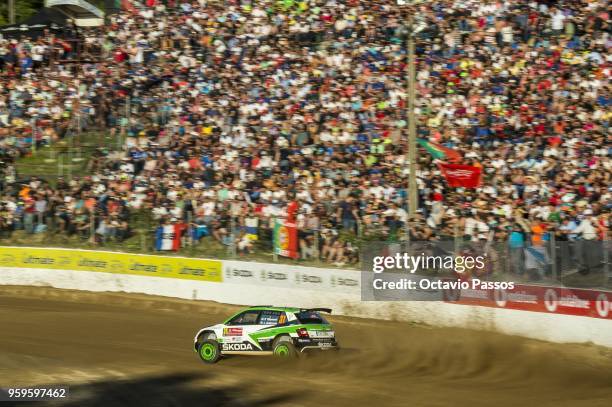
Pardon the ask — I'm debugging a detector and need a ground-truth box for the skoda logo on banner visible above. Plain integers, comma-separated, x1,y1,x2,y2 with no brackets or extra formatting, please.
260,271,287,281
304,275,323,284
227,268,253,278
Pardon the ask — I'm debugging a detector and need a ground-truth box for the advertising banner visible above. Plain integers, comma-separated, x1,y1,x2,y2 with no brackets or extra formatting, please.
437,163,482,188
443,283,612,320
0,247,222,283
223,260,360,293
273,220,298,259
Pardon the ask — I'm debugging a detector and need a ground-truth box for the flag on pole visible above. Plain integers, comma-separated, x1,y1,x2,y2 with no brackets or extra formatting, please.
437,163,482,188
417,139,462,163
273,219,298,259
155,224,183,251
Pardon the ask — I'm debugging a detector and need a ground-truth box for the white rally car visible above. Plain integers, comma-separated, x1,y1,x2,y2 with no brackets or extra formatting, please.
193,306,338,363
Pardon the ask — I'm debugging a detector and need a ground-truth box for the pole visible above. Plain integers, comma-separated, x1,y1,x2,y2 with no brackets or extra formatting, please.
407,32,418,219
550,231,557,284
58,154,63,178
314,228,320,264
76,81,81,161
229,216,236,258
272,216,278,262
187,211,193,247
126,95,130,150
453,221,460,255
120,95,129,150
604,232,610,288
89,211,95,244
141,226,148,252
8,0,15,24
31,116,36,155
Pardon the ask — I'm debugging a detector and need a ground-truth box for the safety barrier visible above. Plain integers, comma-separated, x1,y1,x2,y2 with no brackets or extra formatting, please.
0,247,222,282
0,247,610,348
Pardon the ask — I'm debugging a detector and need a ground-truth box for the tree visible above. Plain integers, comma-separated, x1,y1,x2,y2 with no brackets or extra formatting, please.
0,0,45,26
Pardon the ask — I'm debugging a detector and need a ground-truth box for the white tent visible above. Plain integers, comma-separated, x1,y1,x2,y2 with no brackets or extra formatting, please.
45,0,105,26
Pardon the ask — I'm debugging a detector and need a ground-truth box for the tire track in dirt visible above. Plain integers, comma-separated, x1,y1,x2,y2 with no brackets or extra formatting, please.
1,286,611,407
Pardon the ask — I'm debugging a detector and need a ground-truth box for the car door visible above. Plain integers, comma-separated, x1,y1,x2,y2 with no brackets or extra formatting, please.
222,310,262,351
249,310,287,350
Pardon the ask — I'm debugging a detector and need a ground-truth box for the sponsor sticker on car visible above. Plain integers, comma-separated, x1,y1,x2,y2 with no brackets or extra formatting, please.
223,328,243,336
309,330,334,338
222,343,254,351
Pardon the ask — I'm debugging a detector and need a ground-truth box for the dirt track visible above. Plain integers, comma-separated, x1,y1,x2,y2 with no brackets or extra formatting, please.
1,286,611,407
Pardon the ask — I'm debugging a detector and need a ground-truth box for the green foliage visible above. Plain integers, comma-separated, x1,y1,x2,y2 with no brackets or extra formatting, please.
0,0,44,26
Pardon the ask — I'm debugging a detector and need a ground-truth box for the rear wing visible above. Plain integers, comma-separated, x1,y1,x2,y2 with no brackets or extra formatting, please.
301,308,332,314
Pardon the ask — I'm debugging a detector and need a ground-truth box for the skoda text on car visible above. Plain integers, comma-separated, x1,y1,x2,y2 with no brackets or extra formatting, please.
194,306,338,363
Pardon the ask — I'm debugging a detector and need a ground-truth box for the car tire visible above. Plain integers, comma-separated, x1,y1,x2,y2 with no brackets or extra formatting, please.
198,339,221,364
272,336,297,358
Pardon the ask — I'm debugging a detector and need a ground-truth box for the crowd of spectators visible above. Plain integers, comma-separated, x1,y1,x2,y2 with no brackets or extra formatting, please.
0,0,609,268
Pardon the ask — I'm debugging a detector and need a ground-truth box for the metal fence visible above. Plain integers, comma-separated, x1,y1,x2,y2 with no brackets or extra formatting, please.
0,206,609,290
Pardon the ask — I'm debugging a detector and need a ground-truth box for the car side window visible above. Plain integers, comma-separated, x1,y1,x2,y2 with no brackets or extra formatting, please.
259,310,284,325
227,311,260,326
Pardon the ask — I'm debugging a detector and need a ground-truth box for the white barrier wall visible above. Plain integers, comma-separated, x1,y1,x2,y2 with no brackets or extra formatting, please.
1,257,611,348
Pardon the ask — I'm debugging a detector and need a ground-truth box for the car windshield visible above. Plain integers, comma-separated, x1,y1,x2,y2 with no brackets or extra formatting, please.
296,311,328,325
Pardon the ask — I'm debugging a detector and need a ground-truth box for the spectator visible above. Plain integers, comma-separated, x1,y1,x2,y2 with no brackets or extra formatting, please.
0,0,608,269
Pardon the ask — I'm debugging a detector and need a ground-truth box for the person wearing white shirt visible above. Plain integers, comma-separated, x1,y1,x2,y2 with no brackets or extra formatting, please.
572,215,599,274
573,216,597,240
551,9,566,33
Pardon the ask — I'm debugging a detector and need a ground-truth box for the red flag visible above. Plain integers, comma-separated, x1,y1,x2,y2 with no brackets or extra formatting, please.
286,200,299,223
438,163,482,188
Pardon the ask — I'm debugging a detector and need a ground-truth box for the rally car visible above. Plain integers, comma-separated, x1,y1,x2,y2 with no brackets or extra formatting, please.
194,306,338,363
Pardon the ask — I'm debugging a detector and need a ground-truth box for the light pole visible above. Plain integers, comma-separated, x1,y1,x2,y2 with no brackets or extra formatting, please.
398,1,421,240
407,26,417,220
8,0,15,24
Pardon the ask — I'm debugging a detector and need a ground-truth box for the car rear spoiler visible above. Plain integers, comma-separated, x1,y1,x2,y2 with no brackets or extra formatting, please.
302,308,332,314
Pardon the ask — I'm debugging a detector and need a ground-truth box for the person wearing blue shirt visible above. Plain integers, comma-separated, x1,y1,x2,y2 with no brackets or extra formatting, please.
509,223,525,274
20,55,33,72
558,218,578,241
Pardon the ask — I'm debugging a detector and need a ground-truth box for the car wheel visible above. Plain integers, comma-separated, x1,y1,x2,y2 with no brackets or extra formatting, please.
272,336,297,358
198,339,221,364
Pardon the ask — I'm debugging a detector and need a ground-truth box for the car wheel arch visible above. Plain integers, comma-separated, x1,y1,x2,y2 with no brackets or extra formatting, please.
197,330,217,342
272,333,293,345
272,334,298,357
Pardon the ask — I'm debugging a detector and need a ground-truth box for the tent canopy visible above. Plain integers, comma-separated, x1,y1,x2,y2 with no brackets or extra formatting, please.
0,8,70,39
45,0,105,19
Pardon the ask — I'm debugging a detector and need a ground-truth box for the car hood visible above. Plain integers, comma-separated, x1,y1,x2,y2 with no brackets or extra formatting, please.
202,323,224,331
